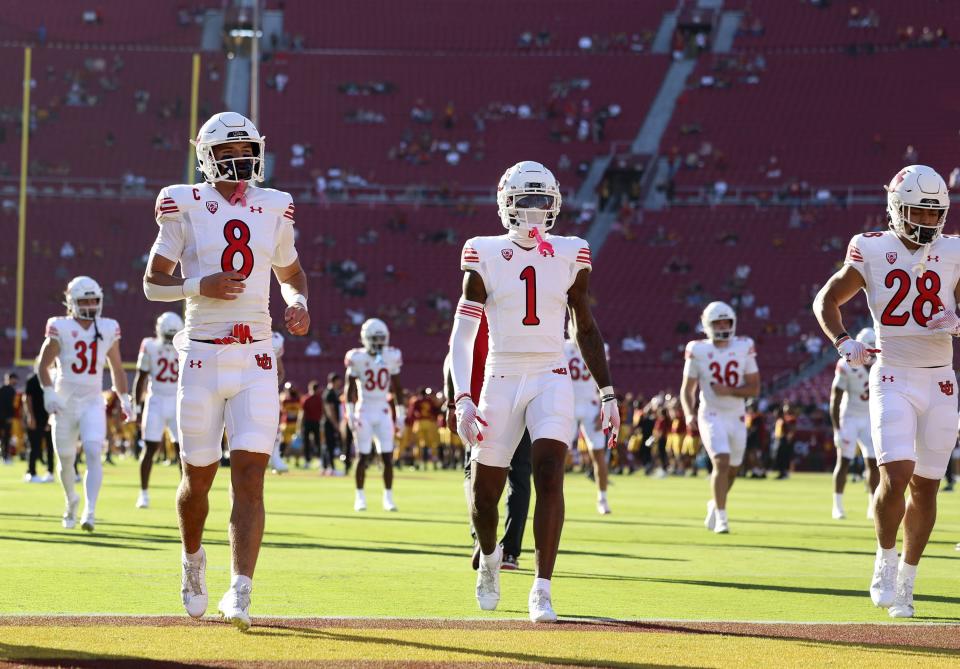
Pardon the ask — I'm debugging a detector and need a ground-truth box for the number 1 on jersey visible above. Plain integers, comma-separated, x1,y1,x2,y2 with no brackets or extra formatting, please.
520,266,540,326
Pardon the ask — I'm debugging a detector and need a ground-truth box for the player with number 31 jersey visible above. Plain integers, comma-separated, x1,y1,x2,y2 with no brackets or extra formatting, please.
814,164,957,619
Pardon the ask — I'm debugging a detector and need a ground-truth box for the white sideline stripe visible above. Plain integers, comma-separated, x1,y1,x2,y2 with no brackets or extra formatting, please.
1,613,958,627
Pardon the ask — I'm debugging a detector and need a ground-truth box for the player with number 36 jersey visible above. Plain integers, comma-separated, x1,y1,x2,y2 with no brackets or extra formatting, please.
814,164,957,619
143,111,310,631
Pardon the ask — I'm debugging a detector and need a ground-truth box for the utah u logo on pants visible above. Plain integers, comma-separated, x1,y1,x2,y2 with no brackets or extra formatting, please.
939,380,954,396
255,354,272,370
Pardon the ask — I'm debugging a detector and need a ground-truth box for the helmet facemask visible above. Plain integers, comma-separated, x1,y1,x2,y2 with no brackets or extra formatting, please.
498,175,562,242
196,138,265,184
889,197,948,245
705,318,735,342
71,297,102,320
364,333,387,355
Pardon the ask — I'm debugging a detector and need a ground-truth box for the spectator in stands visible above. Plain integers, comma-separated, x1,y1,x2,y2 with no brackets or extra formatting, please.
903,144,919,163
622,334,646,352
578,35,593,51
304,341,322,357
60,242,75,259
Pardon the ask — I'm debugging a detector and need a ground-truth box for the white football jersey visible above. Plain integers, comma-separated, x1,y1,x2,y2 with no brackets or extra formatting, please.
345,347,402,406
683,336,759,414
272,331,285,358
845,230,960,367
150,183,299,341
564,339,600,405
45,317,121,397
136,337,179,397
461,234,591,374
832,359,870,418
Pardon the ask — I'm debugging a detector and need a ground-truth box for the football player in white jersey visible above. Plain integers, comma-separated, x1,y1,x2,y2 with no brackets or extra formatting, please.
344,318,405,512
814,164,957,618
680,301,759,535
143,112,309,631
830,327,880,521
133,312,183,509
450,161,618,623
565,337,612,515
36,276,133,532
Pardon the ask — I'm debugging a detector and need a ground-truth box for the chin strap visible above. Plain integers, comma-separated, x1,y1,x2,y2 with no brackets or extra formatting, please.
911,242,931,276
228,180,248,207
531,227,554,257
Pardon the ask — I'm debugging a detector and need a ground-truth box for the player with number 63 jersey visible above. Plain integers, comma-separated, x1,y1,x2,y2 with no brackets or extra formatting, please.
814,164,957,619
680,301,760,535
143,111,310,631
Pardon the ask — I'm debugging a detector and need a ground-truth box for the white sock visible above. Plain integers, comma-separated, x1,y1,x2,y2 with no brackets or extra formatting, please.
481,546,500,569
183,546,203,563
533,577,551,595
231,574,253,591
716,509,728,523
878,545,898,562
833,493,844,508
356,488,365,495
384,489,394,500
57,450,77,503
898,560,917,581
598,490,607,502
82,441,103,515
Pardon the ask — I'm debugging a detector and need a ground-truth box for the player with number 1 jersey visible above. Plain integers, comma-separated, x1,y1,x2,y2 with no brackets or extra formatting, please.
143,111,310,631
814,164,957,619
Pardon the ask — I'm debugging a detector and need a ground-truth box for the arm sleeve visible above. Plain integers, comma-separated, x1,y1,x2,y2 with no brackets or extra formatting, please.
743,339,759,374
450,298,484,397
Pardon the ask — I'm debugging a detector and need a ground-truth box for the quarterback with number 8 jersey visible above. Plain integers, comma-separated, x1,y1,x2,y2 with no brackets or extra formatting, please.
814,164,957,619
680,301,760,535
449,161,617,624
143,112,310,631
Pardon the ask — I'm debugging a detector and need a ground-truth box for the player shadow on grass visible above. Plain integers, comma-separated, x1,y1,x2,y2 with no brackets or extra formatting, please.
245,624,698,669
642,538,960,561
357,538,686,563
270,511,465,526
0,641,221,668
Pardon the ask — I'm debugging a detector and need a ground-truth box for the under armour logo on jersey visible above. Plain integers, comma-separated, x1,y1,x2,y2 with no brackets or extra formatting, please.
206,201,218,214
255,353,272,370
927,255,940,262
886,252,897,264
189,360,202,368
501,249,513,261
881,375,894,382
939,380,954,396
250,206,263,214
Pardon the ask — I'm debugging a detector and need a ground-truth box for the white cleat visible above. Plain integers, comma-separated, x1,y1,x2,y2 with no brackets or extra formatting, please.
62,495,80,529
476,545,502,611
529,588,558,623
888,572,915,618
270,452,289,474
596,499,611,515
354,491,367,512
80,513,95,533
870,553,898,608
181,548,208,618
704,500,716,531
136,490,150,509
383,491,398,512
24,473,42,483
218,583,252,631
40,473,55,483
714,517,729,534
832,506,846,520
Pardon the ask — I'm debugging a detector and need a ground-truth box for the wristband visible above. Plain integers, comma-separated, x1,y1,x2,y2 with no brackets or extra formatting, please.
453,392,473,405
286,293,308,310
599,385,615,402
833,332,851,347
182,277,201,298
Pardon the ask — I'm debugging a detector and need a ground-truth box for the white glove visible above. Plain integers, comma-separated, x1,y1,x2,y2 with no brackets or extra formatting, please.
599,387,620,449
837,337,870,368
43,386,64,414
119,393,135,422
394,404,407,427
927,309,960,336
455,394,486,448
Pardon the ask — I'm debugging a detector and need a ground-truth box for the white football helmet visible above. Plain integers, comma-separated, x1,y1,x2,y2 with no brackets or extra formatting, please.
360,318,389,354
64,276,103,320
855,327,876,348
191,112,265,184
156,312,183,342
701,301,736,342
496,161,562,239
885,165,949,245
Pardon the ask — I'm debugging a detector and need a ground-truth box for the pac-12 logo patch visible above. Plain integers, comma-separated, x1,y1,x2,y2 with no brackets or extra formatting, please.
886,252,897,264
939,380,954,396
206,201,219,214
501,249,513,261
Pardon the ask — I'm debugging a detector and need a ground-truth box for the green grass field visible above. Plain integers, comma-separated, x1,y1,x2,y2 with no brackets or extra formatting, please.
3,459,960,666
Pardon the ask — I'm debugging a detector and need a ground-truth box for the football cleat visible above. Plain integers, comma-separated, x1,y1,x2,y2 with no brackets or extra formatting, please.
501,553,520,571
218,583,252,631
870,553,898,608
476,545,502,611
80,513,95,533
181,548,208,618
597,499,611,515
354,490,367,512
714,517,730,534
383,490,397,512
888,573,915,618
62,494,80,529
136,490,150,509
704,500,716,531
528,588,558,623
